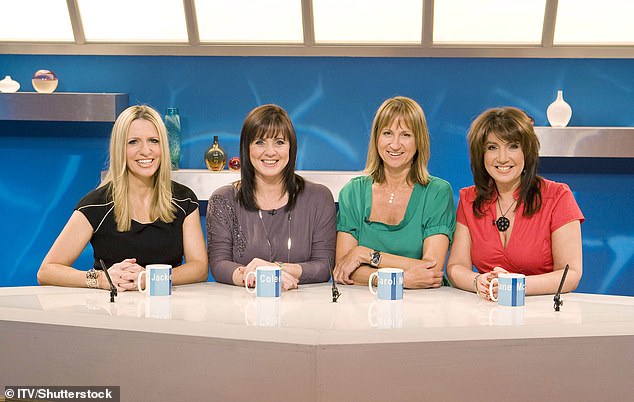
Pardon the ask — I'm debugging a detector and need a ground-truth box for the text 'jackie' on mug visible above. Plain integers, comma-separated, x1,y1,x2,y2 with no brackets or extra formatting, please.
369,268,404,301
489,272,526,307
137,264,172,297
245,266,282,298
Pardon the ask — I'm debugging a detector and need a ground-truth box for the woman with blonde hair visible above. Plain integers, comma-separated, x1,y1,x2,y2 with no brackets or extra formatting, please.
39,105,207,290
334,96,455,288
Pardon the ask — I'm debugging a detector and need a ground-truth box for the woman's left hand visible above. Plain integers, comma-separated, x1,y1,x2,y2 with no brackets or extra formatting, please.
281,271,299,291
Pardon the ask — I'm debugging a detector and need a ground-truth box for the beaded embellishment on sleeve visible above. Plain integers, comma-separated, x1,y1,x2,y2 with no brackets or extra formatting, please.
209,194,247,257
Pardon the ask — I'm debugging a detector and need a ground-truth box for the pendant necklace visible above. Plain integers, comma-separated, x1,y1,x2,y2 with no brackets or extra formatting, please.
385,182,410,204
495,197,516,232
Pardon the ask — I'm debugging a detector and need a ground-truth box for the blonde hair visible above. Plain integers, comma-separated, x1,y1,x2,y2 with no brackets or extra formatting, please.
364,96,430,185
100,105,175,231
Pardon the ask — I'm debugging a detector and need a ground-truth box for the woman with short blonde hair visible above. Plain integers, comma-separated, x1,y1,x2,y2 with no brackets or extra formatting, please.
334,96,455,289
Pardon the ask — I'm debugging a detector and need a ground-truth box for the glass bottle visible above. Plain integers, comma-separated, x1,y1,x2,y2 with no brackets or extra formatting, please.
165,108,181,169
205,136,226,171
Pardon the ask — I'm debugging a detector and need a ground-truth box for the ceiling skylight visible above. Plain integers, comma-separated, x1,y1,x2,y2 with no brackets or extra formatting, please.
0,0,74,42
313,0,423,44
433,0,546,44
77,0,188,42
195,0,303,43
555,0,634,45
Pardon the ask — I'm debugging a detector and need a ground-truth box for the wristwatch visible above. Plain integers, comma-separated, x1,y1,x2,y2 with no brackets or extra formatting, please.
370,249,382,268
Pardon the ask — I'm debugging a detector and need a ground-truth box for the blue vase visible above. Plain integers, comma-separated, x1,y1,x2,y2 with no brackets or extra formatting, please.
165,108,181,169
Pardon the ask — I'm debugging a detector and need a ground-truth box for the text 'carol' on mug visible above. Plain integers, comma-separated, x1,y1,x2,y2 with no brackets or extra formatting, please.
245,266,282,298
489,273,526,307
137,264,172,297
369,268,404,301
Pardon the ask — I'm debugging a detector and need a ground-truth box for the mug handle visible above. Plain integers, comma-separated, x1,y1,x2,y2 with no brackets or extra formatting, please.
368,272,378,295
137,271,146,293
245,271,256,294
244,301,255,325
488,278,499,301
367,301,377,327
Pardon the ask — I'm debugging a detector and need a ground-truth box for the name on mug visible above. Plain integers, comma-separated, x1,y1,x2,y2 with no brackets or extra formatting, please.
260,275,279,283
151,273,172,281
378,276,404,286
500,282,525,292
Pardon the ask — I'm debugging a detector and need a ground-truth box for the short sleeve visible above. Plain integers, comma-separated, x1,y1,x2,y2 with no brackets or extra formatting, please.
421,178,456,243
549,183,584,232
74,185,112,231
336,177,365,240
172,182,199,217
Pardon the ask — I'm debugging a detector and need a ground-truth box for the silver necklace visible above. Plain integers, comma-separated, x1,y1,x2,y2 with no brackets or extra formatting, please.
258,209,292,263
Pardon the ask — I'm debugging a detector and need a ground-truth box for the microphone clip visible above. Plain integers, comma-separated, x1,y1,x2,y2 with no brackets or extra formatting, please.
328,258,341,303
553,264,570,312
99,259,118,303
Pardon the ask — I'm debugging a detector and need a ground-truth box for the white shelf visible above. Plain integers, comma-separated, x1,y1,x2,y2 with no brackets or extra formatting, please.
534,126,634,158
172,169,364,201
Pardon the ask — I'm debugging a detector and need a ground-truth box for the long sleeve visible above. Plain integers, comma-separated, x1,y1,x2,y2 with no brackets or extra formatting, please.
297,183,336,284
207,190,242,285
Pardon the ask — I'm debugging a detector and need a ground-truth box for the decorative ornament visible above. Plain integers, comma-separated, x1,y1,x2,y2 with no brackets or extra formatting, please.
0,75,20,93
228,156,241,171
495,197,516,232
32,69,58,93
546,90,572,127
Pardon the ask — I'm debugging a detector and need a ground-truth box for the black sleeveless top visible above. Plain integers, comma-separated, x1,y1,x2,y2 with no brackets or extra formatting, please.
75,181,198,269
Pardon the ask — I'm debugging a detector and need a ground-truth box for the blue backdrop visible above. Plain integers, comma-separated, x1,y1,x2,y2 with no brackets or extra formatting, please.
1,54,633,295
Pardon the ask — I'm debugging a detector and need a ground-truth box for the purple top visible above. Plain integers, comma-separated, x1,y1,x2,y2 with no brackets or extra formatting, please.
207,180,336,285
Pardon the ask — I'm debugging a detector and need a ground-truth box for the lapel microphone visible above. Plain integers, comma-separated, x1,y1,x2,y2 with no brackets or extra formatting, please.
99,259,118,303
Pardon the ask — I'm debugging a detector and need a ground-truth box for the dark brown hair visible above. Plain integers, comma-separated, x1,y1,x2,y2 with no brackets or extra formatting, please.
467,106,542,217
237,104,304,211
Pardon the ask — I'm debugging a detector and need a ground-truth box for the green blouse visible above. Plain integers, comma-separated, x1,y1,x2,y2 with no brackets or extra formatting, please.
337,175,456,259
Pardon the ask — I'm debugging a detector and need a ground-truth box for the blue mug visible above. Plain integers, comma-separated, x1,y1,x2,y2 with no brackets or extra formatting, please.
489,273,526,307
245,266,282,298
369,268,404,301
137,264,172,297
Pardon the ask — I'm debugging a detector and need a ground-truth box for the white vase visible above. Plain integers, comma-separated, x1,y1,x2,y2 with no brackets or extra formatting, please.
0,75,20,93
546,90,572,127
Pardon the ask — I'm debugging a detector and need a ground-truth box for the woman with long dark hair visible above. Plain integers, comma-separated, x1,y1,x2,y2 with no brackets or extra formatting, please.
447,107,584,298
207,104,336,289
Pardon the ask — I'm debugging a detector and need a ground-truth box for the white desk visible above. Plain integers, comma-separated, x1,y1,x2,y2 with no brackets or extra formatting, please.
1,283,633,402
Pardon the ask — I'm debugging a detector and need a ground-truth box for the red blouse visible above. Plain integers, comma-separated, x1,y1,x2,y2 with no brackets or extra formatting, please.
456,179,584,275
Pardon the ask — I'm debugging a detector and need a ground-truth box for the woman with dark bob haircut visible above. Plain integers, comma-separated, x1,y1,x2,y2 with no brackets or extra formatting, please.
447,106,584,299
207,104,336,289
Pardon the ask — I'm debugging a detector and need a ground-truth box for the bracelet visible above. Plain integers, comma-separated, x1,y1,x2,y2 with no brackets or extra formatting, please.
274,261,284,271
86,268,99,289
473,274,482,296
